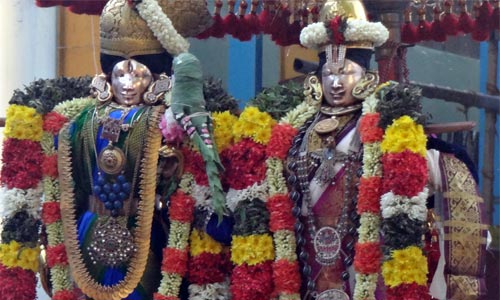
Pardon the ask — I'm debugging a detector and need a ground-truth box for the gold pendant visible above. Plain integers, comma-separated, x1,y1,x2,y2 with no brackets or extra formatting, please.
98,144,126,175
314,117,340,134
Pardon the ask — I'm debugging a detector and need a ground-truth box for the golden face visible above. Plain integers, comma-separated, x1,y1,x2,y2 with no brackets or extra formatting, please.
321,59,365,107
111,59,153,106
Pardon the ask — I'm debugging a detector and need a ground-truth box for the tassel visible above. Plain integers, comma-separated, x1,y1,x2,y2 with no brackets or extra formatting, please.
283,1,303,46
471,0,492,41
492,0,500,31
442,0,459,35
311,2,321,23
401,7,420,43
301,3,309,27
245,0,261,35
431,4,448,41
417,7,433,41
271,4,291,45
211,0,226,38
457,0,475,33
236,0,253,41
223,0,240,37
35,0,63,7
259,0,277,34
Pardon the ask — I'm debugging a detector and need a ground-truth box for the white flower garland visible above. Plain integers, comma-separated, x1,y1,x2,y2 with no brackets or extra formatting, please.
192,184,212,208
380,188,429,222
226,182,268,212
136,0,190,56
0,185,43,219
299,18,389,49
188,280,231,300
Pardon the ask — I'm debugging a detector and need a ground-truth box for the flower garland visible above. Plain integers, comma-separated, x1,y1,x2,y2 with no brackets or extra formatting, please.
0,103,45,300
40,97,95,300
300,16,389,49
155,174,196,300
377,83,430,300
352,92,384,300
136,0,190,56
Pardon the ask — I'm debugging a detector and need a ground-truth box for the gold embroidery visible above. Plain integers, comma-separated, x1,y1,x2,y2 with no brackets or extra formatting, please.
442,154,486,299
447,275,480,300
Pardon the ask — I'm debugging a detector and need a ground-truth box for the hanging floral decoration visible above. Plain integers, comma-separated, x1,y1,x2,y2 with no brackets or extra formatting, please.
352,92,384,300
377,82,430,299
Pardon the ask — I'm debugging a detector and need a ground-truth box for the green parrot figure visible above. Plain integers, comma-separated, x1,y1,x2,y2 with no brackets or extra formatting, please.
171,52,226,218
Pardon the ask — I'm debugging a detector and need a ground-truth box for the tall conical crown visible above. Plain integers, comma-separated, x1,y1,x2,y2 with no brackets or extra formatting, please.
320,0,368,22
100,0,212,57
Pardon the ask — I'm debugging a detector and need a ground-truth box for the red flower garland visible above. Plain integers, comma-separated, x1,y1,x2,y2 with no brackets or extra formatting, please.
0,264,37,300
359,113,384,143
52,289,80,300
46,244,69,268
272,260,301,294
382,150,428,197
357,177,382,214
353,242,382,274
168,191,195,223
161,248,188,274
221,139,267,190
182,149,209,186
266,124,298,160
42,154,58,178
42,202,61,224
1,139,43,189
386,283,431,300
43,112,68,135
266,194,295,232
187,252,231,284
153,294,179,300
230,261,274,300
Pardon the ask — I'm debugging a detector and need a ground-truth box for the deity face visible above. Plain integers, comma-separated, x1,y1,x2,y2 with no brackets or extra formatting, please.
111,59,153,106
321,59,365,107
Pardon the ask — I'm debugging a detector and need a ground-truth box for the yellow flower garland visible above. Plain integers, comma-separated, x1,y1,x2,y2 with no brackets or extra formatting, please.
4,104,43,141
231,234,275,266
212,111,238,151
381,246,428,287
381,116,427,157
0,240,40,272
189,228,223,256
232,106,275,144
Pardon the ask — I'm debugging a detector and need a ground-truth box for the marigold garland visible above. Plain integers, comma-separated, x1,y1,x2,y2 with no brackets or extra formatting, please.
381,246,428,288
272,260,301,293
1,138,43,190
230,261,274,300
0,241,40,272
232,106,275,144
41,201,61,224
189,229,223,256
266,194,295,232
353,242,382,274
381,116,427,157
43,111,69,135
4,104,43,141
231,234,275,266
161,248,188,274
357,176,383,214
212,111,238,151
42,153,59,178
188,252,231,285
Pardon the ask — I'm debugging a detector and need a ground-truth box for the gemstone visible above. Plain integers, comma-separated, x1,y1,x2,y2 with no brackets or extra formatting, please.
112,183,121,193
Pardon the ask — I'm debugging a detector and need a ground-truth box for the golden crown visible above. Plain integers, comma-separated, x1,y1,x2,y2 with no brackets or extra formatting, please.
100,0,212,57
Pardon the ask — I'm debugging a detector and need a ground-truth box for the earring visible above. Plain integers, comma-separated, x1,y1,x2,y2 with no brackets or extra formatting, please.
352,70,380,100
304,74,323,107
91,74,113,104
143,74,172,105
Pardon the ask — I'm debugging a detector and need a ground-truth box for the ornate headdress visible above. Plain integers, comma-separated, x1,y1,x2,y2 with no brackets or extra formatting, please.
100,0,213,58
300,0,389,68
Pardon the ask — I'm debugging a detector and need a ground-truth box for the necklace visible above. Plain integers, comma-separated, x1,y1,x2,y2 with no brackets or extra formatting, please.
313,104,362,134
58,105,165,300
